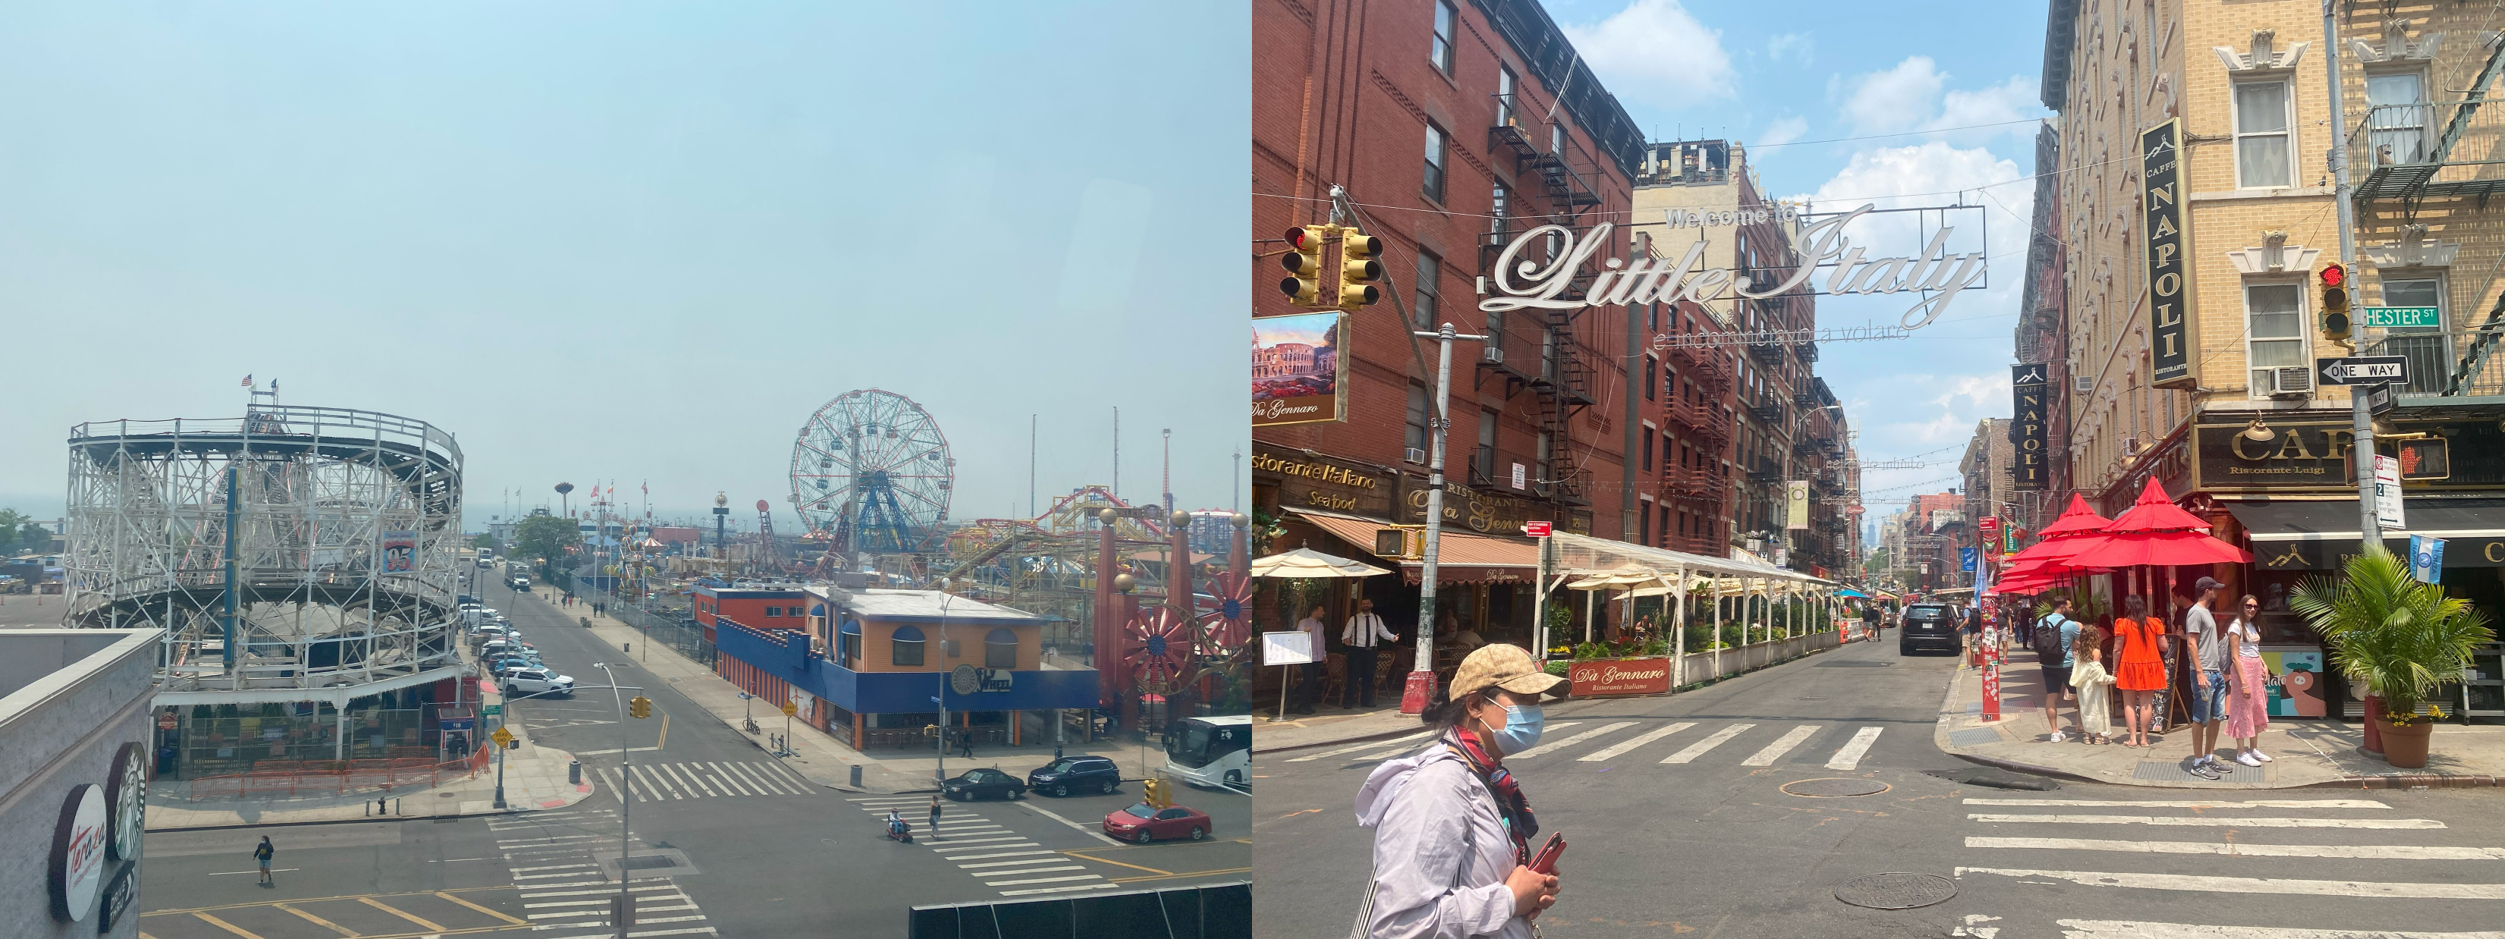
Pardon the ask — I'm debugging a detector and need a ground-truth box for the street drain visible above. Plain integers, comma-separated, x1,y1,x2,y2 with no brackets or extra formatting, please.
624,855,677,871
1782,777,1890,798
1834,872,1956,910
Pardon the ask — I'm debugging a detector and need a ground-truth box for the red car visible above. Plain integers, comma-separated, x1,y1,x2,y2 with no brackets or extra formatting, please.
1101,802,1211,843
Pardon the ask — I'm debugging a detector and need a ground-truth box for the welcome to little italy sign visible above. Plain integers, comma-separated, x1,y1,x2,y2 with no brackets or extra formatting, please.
1477,204,1988,329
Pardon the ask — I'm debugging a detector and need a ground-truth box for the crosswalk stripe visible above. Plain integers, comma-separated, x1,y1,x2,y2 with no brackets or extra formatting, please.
1285,731,1437,762
1964,798,2391,810
1662,724,1754,763
974,865,1087,877
985,874,1105,887
724,761,783,794
1824,727,1885,770
960,857,1072,868
710,762,761,796
850,795,933,804
756,761,810,791
1576,722,1695,762
929,835,1034,846
1965,837,2505,860
1957,867,2505,900
933,842,1042,853
660,764,702,797
520,884,680,899
680,764,722,797
1968,814,2445,830
2051,920,2505,939
1507,722,1635,761
998,882,1122,897
942,849,1059,861
1740,725,1821,766
648,766,685,799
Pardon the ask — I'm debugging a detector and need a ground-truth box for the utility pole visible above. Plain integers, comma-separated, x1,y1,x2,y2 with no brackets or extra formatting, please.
591,665,639,938
1403,322,1489,715
1112,408,1121,501
2323,0,2380,552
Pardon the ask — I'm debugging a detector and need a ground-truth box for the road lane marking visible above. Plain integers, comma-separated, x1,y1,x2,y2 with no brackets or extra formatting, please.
1507,722,1635,761
356,898,446,932
938,849,1059,861
1284,731,1437,763
1740,725,1821,766
973,865,1089,877
706,762,758,796
2052,920,2505,939
678,763,720,797
658,763,701,797
985,874,1107,887
1956,867,2505,900
1577,722,1695,762
961,857,1078,868
1967,813,2445,829
1824,726,1886,770
1964,798,2391,809
192,913,266,939
997,883,1123,897
208,868,301,876
1016,799,1132,846
435,891,530,925
1662,724,1754,763
273,903,360,937
1964,836,2505,860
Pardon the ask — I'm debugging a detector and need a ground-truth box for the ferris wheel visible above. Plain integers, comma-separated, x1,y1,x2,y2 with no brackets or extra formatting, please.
789,389,955,554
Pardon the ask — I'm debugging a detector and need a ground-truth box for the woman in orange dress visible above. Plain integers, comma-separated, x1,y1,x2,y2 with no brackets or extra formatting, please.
2110,595,2168,748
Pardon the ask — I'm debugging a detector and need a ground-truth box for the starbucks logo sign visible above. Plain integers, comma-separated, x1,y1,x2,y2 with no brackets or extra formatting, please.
106,742,146,861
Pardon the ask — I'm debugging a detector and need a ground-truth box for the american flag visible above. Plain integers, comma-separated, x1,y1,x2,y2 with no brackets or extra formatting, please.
241,374,252,387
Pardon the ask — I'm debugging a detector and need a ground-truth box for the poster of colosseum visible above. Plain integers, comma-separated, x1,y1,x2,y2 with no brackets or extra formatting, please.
1252,311,1345,428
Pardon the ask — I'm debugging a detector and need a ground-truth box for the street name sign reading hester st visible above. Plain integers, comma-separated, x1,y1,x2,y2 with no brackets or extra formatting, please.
2317,355,2408,386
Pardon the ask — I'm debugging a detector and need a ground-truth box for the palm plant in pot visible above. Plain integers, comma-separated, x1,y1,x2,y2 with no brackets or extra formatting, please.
2290,549,2493,769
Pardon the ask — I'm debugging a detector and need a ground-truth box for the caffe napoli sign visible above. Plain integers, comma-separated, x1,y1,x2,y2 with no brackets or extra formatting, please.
1478,205,1989,328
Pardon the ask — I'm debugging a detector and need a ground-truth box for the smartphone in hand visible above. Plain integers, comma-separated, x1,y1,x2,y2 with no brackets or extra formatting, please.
1529,833,1566,875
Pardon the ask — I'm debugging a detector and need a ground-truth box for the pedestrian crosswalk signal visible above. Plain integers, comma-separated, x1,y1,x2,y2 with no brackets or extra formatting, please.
629,695,652,719
1279,226,1327,306
2320,263,2352,339
1340,231,1383,307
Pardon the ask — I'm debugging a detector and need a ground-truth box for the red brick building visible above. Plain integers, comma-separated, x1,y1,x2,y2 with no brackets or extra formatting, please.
1252,0,1645,649
691,584,809,644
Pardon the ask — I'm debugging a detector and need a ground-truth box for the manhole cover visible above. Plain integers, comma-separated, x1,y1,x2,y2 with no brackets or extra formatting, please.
1783,777,1891,798
1834,872,1956,910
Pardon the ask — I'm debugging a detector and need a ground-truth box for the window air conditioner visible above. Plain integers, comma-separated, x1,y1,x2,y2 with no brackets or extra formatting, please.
2269,366,2314,398
1405,447,1428,464
2073,374,2094,393
1482,346,1505,364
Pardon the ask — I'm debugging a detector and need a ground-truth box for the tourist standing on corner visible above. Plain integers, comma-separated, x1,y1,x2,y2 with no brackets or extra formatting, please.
2112,596,2168,748
1343,599,1396,709
2069,620,2114,745
2224,594,2275,766
1350,644,1566,938
2181,577,2229,779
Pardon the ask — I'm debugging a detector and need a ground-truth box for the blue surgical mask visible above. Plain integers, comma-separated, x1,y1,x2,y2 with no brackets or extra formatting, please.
1489,704,1544,753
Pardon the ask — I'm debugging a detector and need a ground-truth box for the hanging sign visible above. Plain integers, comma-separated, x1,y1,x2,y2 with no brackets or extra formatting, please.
2409,535,2445,583
2141,119,2193,388
1478,206,1988,328
2011,364,2050,490
1252,312,1348,427
48,783,106,922
1786,481,1810,530
383,531,418,573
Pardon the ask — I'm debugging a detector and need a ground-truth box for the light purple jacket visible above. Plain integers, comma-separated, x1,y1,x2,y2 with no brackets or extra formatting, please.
1349,738,1528,939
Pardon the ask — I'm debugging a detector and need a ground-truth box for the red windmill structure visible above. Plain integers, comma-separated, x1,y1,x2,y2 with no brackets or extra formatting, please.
1123,606,1198,697
1194,571,1255,665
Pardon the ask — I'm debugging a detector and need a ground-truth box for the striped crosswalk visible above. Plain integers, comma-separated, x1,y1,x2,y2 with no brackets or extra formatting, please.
850,795,1122,898
595,760,817,802
1288,721,1895,771
1956,795,2505,936
485,806,719,937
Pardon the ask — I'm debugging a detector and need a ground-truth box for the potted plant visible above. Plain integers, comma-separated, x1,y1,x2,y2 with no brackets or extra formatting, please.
2291,549,2493,769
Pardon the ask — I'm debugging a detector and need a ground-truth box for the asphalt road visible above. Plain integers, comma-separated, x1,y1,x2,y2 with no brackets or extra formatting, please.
1252,632,2505,939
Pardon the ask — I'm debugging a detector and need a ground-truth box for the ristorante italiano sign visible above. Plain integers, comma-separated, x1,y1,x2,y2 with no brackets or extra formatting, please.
1477,205,1988,328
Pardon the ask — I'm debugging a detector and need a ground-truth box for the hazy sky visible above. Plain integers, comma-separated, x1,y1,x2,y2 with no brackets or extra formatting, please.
0,2,1249,533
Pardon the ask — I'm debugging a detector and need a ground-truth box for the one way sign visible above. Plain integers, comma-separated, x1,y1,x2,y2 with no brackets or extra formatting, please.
2317,355,2409,386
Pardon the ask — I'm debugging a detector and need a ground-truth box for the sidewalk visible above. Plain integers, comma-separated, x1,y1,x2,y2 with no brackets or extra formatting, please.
1254,702,1419,753
148,680,593,831
1933,645,2504,789
550,590,1168,793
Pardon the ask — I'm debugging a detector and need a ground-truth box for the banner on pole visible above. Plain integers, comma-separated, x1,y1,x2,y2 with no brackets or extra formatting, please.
2410,535,2445,583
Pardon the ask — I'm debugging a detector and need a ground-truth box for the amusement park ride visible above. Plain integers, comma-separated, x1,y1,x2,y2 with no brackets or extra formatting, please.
789,388,954,562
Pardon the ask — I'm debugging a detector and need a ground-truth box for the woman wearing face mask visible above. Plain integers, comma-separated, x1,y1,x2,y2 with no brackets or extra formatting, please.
1350,643,1568,938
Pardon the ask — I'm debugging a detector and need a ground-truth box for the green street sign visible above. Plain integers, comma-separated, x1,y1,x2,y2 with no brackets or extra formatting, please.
2363,306,2440,328
482,704,503,716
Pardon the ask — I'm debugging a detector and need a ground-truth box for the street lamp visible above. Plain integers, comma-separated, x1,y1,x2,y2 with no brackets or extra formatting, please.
589,663,642,935
1402,321,1489,715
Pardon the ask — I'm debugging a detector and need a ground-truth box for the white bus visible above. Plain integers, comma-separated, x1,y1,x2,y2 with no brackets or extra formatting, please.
1163,714,1252,790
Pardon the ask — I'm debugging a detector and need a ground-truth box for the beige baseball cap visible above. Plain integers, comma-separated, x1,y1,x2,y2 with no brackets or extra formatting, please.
1449,643,1568,701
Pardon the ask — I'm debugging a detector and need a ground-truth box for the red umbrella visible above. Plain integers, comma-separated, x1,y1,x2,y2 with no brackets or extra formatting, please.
2064,480,2253,568
2101,478,2215,533
2031,493,2115,538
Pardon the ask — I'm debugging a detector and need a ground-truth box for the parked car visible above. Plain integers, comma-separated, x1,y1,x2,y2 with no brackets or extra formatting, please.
1899,603,1961,656
940,768,1027,801
1101,802,1211,843
502,668,574,698
1028,756,1123,797
490,656,543,678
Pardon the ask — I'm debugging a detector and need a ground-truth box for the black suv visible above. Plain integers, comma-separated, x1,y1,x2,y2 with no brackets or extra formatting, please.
1899,604,1962,656
1027,756,1123,797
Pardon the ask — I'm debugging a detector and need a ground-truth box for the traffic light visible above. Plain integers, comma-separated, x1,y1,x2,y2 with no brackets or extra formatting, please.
2320,263,2351,339
1143,777,1170,809
1279,226,1326,306
628,695,652,719
2396,437,2451,480
1341,231,1383,307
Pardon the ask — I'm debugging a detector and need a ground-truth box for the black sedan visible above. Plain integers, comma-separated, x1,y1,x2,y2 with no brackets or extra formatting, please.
1027,756,1123,797
941,768,1026,801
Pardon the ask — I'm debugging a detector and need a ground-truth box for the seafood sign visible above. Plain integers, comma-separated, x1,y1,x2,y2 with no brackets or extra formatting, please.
1568,658,1671,697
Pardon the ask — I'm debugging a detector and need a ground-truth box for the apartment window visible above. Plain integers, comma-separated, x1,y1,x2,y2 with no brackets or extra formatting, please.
1644,356,1658,400
1641,429,1655,472
1477,408,1499,482
1423,124,1449,203
1491,182,1511,234
1679,509,1690,537
1540,328,1557,379
1550,122,1566,155
1639,499,1652,544
984,628,1019,670
1497,66,1518,127
2232,80,2294,188
1414,251,1441,327
891,625,926,667
1406,383,1430,457
1430,0,1457,74
1536,429,1553,469
1658,505,1671,548
2382,277,2449,395
2244,282,2308,394
2366,71,2430,166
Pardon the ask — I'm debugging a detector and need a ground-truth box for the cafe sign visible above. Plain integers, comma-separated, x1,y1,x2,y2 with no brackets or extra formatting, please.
2194,420,2357,491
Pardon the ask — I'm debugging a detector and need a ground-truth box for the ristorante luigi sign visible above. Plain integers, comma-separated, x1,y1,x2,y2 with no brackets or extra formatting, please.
2192,414,2505,492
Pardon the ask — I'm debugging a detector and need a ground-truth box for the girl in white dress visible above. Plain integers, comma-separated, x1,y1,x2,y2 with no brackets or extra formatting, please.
2068,621,2115,744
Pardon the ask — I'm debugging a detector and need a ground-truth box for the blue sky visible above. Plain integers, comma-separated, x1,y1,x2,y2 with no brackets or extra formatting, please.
1543,0,2054,535
0,2,1249,533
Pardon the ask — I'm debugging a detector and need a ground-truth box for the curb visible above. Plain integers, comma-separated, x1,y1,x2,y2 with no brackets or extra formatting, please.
1256,722,1421,756
2303,773,2505,789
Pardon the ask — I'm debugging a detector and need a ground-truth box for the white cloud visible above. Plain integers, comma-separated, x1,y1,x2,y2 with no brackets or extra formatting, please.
1832,56,2041,145
1563,0,1738,107
1766,32,1813,67
1757,116,1808,149
1836,57,1944,136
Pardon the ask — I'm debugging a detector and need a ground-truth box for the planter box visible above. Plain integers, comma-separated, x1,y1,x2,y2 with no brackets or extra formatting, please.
1568,657,1673,697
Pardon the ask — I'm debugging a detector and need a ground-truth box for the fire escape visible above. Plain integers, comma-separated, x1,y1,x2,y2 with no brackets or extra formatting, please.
2349,32,2505,395
1476,91,1606,504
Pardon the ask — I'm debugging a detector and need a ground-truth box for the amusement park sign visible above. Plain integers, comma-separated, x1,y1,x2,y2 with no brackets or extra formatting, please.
1477,205,1989,329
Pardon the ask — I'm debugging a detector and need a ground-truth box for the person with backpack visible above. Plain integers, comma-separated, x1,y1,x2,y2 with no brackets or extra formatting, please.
2033,599,2079,741
253,835,275,885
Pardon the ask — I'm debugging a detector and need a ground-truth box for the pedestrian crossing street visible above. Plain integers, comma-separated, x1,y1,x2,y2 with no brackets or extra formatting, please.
850,795,1122,899
1950,796,2505,938
1283,720,1892,771
595,759,817,802
484,807,719,938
